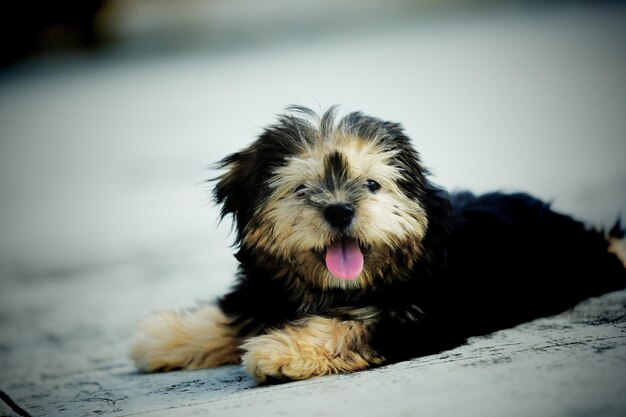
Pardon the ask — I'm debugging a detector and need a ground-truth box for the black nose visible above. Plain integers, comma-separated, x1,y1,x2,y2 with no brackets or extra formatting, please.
323,204,355,229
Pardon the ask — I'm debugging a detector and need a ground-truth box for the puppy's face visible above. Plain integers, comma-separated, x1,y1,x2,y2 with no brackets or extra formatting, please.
215,107,431,290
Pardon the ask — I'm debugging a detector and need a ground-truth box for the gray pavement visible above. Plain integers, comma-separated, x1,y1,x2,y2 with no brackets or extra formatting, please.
1,2,626,416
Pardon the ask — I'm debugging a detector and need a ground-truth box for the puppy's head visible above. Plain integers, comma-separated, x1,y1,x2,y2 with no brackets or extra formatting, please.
214,106,442,290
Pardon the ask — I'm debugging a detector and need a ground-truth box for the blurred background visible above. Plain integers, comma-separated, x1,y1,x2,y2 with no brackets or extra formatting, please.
1,0,625,291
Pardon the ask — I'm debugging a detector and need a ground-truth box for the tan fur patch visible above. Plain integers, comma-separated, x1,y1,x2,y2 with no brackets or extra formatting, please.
608,237,626,267
130,304,241,372
241,315,384,383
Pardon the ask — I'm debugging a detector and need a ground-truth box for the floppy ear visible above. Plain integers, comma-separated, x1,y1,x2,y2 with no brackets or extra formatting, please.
213,148,258,242
385,130,452,252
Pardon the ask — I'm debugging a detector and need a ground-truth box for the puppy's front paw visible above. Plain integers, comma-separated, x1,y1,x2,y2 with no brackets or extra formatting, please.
130,305,241,372
241,332,326,383
241,317,381,384
130,311,188,372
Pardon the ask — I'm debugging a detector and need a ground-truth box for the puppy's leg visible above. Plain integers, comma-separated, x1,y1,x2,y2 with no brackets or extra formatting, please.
608,236,626,267
241,315,384,383
130,304,241,372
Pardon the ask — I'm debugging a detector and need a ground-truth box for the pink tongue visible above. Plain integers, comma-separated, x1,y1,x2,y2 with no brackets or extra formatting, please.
325,238,364,280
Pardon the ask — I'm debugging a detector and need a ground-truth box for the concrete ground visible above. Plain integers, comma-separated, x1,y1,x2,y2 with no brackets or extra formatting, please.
1,2,625,416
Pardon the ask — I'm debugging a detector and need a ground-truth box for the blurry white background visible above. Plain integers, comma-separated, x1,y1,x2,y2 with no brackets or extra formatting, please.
1,0,625,279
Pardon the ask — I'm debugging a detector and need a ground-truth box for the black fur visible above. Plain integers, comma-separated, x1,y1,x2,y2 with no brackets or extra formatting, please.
370,191,626,361
213,106,626,366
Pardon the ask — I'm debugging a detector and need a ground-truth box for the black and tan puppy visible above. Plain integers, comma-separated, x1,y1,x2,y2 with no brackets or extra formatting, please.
131,106,626,383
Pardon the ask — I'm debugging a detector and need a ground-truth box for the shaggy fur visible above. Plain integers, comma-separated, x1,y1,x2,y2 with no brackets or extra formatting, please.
131,106,626,384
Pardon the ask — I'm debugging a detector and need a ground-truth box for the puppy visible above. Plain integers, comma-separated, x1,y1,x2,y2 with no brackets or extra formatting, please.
131,106,626,383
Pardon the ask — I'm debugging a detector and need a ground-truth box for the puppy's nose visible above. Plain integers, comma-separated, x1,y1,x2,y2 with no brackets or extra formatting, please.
323,203,355,229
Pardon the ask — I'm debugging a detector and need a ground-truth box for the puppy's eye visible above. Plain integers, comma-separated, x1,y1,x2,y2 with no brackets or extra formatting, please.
366,179,381,193
294,184,307,196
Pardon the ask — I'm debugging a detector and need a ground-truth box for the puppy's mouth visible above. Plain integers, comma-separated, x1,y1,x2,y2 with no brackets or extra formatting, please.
323,237,364,281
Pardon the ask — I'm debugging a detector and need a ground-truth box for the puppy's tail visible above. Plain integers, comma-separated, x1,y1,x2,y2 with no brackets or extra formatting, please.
608,218,626,268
